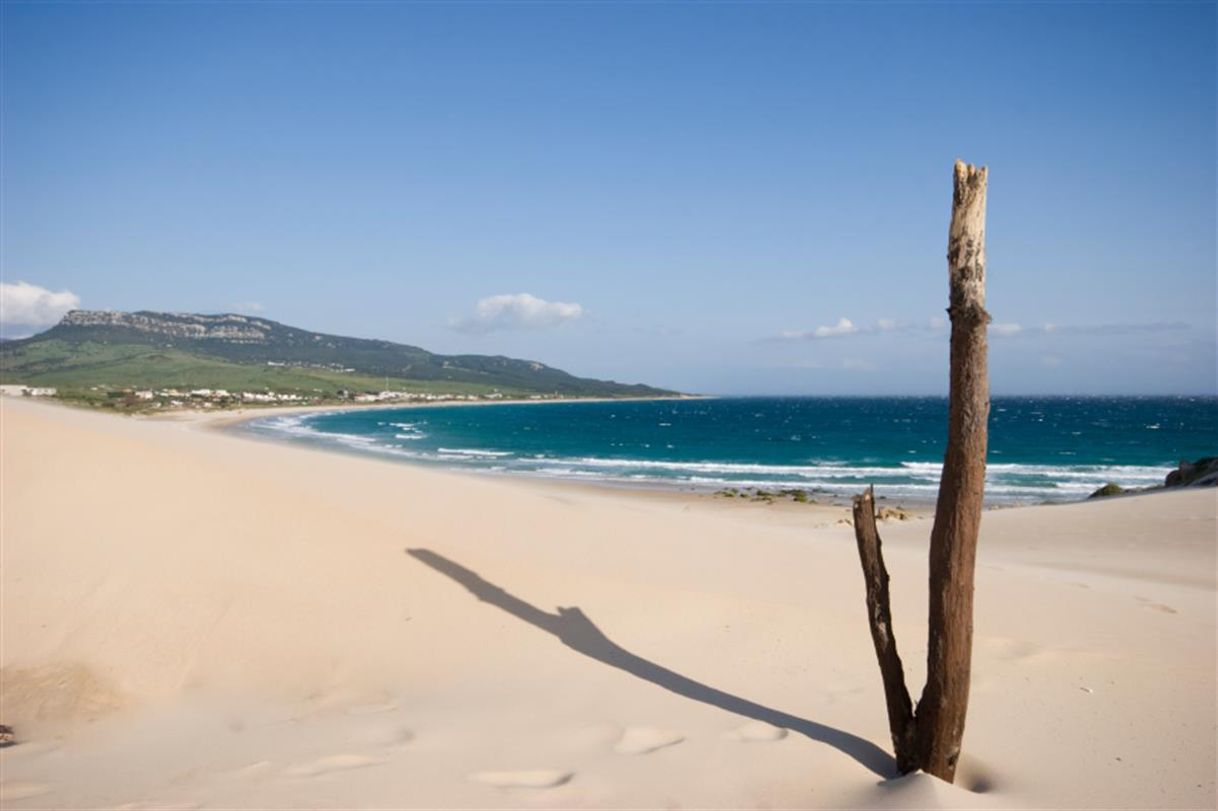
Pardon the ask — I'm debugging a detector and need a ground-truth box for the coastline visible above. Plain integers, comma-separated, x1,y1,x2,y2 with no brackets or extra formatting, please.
205,398,1191,510
163,393,708,429
187,399,884,518
1,396,1214,809
208,401,943,512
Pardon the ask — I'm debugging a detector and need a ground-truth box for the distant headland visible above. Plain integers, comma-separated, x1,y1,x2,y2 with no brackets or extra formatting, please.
0,310,678,411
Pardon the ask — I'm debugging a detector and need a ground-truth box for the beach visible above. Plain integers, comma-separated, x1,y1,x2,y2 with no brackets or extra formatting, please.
1,396,1214,809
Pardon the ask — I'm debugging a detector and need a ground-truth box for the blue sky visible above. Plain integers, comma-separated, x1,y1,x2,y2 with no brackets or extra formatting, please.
2,1,1214,395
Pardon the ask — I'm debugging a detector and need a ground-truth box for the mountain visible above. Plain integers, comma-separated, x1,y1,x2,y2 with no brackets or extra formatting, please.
0,310,675,399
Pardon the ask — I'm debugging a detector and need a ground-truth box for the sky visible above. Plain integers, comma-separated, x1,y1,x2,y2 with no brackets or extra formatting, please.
1,1,1214,395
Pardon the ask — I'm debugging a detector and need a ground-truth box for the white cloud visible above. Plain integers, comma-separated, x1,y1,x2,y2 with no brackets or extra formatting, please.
990,322,1023,337
776,316,936,341
779,317,860,341
0,281,81,328
453,293,584,333
232,300,265,314
815,317,858,338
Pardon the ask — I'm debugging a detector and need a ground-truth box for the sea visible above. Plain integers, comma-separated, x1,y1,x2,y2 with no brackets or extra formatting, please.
244,396,1217,505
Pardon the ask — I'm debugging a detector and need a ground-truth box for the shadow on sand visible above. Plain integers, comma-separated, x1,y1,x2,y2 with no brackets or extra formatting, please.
406,548,896,778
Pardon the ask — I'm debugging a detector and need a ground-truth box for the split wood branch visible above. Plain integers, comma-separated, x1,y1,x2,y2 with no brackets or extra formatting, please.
851,486,917,773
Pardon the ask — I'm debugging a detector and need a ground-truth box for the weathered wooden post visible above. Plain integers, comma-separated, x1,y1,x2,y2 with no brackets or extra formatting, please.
853,159,989,782
916,159,990,781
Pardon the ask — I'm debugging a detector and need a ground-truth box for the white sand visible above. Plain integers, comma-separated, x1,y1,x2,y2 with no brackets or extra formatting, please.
1,397,1214,809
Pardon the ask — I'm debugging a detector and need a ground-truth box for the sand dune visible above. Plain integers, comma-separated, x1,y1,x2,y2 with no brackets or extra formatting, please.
1,398,1213,808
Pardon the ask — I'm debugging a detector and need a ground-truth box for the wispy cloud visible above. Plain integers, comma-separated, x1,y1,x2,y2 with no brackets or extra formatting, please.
1040,321,1190,336
993,321,1190,338
766,357,881,372
771,317,1190,342
452,293,584,334
232,300,265,314
773,316,944,342
0,281,81,330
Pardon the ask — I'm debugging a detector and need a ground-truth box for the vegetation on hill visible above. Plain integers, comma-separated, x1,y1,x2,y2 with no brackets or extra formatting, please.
0,310,676,407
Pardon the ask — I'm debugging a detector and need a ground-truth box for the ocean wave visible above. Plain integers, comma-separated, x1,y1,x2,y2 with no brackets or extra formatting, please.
544,456,1171,483
900,460,1168,478
506,456,1171,501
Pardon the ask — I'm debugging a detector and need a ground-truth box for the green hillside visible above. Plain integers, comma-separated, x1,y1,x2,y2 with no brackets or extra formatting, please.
0,310,675,403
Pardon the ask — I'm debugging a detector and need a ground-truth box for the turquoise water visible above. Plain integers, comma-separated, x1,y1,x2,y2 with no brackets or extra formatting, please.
246,396,1217,504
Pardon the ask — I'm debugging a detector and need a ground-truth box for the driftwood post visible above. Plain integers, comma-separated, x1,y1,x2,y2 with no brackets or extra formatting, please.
853,159,989,782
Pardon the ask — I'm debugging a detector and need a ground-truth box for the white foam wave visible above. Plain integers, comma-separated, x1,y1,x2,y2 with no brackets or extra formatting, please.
247,414,1175,504
436,448,514,458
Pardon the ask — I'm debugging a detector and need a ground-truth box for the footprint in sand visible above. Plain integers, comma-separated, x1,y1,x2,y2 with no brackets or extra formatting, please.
613,726,684,755
0,782,51,802
1135,597,1177,614
284,754,388,777
222,760,273,781
469,770,573,789
723,721,788,742
983,636,1043,662
347,724,414,747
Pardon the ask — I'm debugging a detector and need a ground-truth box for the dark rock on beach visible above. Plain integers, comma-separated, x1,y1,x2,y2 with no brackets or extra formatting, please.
1164,457,1218,489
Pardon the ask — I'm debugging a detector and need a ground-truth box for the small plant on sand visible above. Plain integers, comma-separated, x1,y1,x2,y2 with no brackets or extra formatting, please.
1089,482,1124,498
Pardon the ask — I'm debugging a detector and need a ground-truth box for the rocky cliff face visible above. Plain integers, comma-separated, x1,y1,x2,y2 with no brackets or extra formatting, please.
60,311,270,342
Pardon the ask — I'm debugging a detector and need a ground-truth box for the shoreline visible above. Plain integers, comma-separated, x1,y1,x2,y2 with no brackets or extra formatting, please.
5,394,933,512
160,393,709,430
217,403,942,512
206,400,1184,511
193,401,890,518
4,394,1194,518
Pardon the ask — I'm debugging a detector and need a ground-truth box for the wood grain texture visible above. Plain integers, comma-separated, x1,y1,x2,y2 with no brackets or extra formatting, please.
916,159,990,782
